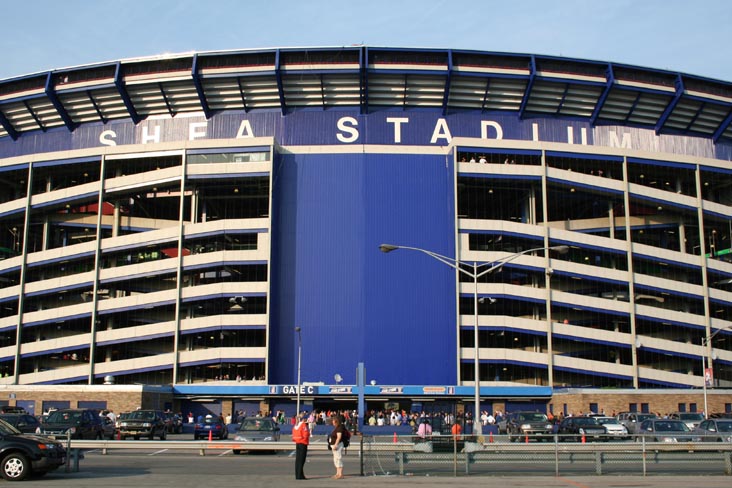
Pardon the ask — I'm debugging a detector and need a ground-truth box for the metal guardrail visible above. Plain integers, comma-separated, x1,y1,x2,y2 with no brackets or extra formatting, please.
58,435,732,477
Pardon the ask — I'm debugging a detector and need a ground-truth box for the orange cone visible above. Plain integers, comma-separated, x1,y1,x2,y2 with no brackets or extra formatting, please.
525,434,529,443
489,431,494,443
393,432,398,443
208,429,213,442
581,434,586,444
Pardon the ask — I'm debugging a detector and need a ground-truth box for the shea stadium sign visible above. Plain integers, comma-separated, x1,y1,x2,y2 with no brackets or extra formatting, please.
0,110,729,161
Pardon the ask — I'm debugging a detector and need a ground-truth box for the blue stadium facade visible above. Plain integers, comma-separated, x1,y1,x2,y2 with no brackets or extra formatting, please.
1,47,732,415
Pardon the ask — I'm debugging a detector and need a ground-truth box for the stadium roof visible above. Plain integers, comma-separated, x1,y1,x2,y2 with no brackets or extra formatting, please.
1,46,731,143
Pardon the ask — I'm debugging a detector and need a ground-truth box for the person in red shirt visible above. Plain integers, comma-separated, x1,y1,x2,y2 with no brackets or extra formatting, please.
451,421,462,441
292,413,310,480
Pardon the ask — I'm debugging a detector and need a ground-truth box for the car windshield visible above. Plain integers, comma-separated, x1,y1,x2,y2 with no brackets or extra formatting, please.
654,421,689,432
0,418,21,436
637,414,656,421
717,422,732,432
679,413,703,421
239,418,275,431
517,413,547,422
46,411,82,423
597,417,620,425
574,418,599,425
129,411,156,420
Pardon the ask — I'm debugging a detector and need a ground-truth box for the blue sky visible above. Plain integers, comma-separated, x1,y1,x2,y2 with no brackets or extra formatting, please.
2,0,731,82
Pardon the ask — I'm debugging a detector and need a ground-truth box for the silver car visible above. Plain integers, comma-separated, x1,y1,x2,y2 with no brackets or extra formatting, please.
636,419,701,443
233,417,281,454
669,412,704,430
693,419,732,442
594,416,630,440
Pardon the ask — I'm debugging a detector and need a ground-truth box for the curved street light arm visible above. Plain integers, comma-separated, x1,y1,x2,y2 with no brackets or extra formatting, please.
474,245,568,279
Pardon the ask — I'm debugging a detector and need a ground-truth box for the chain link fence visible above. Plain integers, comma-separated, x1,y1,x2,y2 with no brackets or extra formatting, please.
359,434,732,477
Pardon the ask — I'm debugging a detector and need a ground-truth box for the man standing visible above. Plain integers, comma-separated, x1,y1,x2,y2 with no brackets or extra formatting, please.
292,413,310,480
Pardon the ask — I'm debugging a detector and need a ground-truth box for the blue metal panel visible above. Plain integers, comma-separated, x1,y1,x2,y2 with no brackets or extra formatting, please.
518,56,537,120
590,65,615,126
270,151,455,387
713,110,732,143
626,156,696,170
0,109,18,140
655,75,684,134
191,54,212,119
275,50,285,115
441,52,453,116
114,62,140,124
545,150,623,162
44,73,76,132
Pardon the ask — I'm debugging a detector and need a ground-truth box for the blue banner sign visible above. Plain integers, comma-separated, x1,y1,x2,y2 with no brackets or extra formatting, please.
1,110,730,161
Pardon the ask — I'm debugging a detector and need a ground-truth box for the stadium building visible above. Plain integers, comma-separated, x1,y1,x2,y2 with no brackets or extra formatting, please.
1,46,732,418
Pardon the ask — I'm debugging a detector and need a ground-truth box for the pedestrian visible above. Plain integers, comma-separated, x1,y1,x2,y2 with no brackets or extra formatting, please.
328,415,346,479
292,413,310,480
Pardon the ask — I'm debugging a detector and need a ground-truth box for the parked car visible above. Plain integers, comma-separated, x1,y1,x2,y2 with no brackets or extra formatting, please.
593,416,630,440
693,418,732,442
503,412,554,442
668,412,705,430
636,418,701,443
194,416,228,440
118,410,167,440
0,414,41,434
617,412,657,435
557,416,607,442
232,417,280,454
40,408,112,440
0,406,26,414
0,418,66,481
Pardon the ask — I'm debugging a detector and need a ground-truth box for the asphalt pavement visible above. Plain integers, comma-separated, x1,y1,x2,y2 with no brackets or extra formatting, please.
17,448,732,488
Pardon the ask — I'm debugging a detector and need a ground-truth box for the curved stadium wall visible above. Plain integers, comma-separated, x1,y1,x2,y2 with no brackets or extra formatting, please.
0,47,731,398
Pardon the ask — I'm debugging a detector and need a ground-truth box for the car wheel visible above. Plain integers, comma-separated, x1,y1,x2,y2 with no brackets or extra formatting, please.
160,430,167,440
1,452,30,481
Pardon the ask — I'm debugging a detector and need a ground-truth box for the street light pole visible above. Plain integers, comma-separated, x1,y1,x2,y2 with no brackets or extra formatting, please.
380,243,568,437
701,324,732,418
295,327,302,420
472,261,480,433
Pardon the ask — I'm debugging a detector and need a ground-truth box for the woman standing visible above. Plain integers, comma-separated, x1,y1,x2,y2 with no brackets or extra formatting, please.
328,415,346,479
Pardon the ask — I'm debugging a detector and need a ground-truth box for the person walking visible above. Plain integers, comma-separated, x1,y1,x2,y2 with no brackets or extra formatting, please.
292,413,310,480
328,415,346,479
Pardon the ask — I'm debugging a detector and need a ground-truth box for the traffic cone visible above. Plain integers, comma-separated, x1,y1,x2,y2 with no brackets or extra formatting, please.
489,431,494,443
581,434,586,444
208,429,213,442
525,434,529,443
393,432,398,443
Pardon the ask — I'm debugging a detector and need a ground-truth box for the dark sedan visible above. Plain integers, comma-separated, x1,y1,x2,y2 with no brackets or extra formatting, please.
41,408,111,440
694,418,732,442
557,416,607,442
0,413,41,434
193,416,228,440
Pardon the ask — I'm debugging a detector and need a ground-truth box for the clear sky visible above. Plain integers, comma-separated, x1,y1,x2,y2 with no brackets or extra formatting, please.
2,0,731,82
